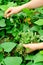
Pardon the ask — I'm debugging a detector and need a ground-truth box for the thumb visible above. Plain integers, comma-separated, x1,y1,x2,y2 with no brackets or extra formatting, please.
6,12,13,17
23,44,30,48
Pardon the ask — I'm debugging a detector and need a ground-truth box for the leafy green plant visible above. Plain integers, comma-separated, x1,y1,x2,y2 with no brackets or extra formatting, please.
1,42,16,52
0,0,43,65
3,57,22,65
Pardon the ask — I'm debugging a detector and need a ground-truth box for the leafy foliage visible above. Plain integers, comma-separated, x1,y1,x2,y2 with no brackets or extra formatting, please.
1,42,16,52
3,57,22,65
0,0,43,65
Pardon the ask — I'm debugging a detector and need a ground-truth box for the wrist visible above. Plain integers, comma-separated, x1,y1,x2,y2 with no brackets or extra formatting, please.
17,6,24,12
36,43,43,50
18,5,25,11
19,4,28,10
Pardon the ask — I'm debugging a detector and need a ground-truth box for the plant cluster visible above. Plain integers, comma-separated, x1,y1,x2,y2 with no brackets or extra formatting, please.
0,0,43,65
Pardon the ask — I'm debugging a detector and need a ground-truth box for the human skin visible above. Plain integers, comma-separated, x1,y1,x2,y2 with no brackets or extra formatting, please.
4,0,43,18
4,0,43,53
23,43,43,53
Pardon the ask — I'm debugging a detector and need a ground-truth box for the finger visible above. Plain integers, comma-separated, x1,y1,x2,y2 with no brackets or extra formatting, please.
6,12,13,17
23,44,30,48
5,8,11,14
4,8,11,17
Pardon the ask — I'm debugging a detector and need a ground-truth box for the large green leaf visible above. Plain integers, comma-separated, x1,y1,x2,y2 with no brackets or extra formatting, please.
38,30,43,36
1,42,16,52
31,26,40,32
3,57,22,65
26,62,43,65
33,52,43,63
34,19,43,25
32,62,43,65
0,5,8,11
0,19,6,27
35,7,43,14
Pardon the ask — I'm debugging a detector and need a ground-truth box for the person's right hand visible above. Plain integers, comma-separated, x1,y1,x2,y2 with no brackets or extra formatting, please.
4,6,22,18
23,44,39,53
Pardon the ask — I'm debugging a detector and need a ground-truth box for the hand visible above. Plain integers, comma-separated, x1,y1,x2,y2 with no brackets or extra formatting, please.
23,44,39,53
4,6,22,18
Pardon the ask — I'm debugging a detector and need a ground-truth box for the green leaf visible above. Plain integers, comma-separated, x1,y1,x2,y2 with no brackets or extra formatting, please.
25,55,34,60
40,36,43,41
33,52,43,63
3,57,22,65
32,62,43,65
0,46,3,52
40,50,43,55
0,19,6,27
0,11,4,17
38,30,43,36
23,8,33,17
31,26,40,32
0,2,17,11
0,0,2,3
0,5,8,11
36,7,43,14
0,63,1,65
34,19,43,25
7,2,17,7
0,11,4,19
26,62,33,65
0,53,4,62
1,42,16,52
